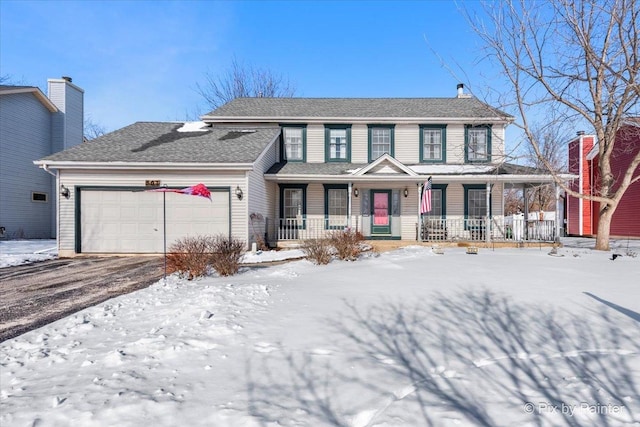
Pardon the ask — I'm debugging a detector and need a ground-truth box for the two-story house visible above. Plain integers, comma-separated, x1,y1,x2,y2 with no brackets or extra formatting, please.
1,77,84,239
36,85,566,256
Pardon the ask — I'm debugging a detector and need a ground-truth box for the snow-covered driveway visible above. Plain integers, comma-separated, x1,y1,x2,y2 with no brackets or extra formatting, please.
1,245,639,426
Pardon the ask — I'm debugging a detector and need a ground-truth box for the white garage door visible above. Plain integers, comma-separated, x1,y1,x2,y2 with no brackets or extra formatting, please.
80,189,230,253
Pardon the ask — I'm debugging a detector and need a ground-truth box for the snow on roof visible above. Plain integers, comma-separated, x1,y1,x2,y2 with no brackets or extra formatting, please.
176,121,209,132
409,164,495,174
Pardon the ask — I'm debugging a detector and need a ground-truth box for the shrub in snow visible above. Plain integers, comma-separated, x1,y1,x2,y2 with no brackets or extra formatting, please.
330,229,365,261
166,235,213,279
301,238,332,265
166,235,245,279
209,235,245,276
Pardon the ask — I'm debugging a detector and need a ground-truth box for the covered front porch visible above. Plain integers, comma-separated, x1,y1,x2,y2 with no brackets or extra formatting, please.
264,214,558,245
262,156,573,247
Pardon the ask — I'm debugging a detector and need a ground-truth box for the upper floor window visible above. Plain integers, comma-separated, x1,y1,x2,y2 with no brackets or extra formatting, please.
282,126,306,162
325,125,351,162
465,124,492,162
368,125,395,161
420,125,447,163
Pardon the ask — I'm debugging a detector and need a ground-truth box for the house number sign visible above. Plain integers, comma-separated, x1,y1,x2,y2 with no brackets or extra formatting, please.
145,180,161,187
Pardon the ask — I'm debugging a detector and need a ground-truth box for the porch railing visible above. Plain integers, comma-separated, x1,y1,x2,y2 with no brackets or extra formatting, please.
266,216,361,243
260,215,557,244
420,216,556,242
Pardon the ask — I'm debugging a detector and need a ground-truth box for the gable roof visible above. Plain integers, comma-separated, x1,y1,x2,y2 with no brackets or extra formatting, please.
203,97,513,122
352,153,418,176
36,122,280,166
0,85,58,112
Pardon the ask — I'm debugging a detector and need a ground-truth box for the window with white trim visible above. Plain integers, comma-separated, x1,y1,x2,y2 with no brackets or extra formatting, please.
283,188,303,218
465,125,491,162
369,126,393,161
283,127,304,161
467,189,487,218
325,125,351,162
423,129,442,161
325,186,348,229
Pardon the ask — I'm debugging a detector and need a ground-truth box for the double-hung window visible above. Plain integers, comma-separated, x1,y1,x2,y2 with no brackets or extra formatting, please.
368,125,394,161
420,125,446,163
465,125,492,162
463,184,491,228
324,184,348,229
282,126,305,161
279,184,307,229
424,187,445,217
325,125,351,162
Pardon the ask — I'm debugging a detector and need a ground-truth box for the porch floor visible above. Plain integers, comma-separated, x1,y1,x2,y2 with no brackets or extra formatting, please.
276,239,558,253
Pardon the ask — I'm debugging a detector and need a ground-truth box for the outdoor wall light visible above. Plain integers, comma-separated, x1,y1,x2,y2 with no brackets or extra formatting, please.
235,185,243,200
353,188,359,197
403,188,409,198
60,185,70,199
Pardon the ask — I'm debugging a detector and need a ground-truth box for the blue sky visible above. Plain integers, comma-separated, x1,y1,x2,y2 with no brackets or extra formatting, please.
1,0,499,133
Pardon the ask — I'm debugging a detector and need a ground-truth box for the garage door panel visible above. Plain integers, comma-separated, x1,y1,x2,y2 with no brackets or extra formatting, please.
80,189,230,253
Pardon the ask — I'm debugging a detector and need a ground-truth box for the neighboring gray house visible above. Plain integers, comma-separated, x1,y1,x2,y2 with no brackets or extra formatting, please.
36,85,569,256
0,77,84,239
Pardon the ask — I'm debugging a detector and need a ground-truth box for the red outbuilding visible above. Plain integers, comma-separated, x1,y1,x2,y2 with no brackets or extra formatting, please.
566,119,640,238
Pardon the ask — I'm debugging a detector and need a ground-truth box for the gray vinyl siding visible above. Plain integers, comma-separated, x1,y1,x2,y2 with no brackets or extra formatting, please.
48,80,84,153
56,170,248,256
0,93,54,238
247,139,277,245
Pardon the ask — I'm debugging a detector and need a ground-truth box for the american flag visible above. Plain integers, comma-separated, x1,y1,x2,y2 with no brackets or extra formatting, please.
146,183,211,200
420,177,432,214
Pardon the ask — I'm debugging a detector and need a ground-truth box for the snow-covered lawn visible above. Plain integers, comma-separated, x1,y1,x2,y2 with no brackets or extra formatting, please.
1,241,639,426
0,239,57,268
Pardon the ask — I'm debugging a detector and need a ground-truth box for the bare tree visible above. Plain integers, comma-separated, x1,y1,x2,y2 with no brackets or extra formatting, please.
196,58,296,111
466,0,640,250
84,115,106,141
523,121,571,212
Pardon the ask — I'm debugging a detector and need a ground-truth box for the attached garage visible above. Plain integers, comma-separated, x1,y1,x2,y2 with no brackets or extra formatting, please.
78,187,230,253
35,122,281,256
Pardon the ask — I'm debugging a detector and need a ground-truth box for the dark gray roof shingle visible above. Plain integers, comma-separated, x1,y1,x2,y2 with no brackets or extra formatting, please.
266,162,369,175
205,97,513,120
40,122,279,164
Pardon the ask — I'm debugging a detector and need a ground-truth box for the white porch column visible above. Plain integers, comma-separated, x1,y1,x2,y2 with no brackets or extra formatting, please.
555,183,561,242
485,182,491,243
418,182,422,242
348,181,353,229
523,185,529,241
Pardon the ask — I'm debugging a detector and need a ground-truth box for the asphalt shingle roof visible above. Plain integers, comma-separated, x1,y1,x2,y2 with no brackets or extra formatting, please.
205,97,513,120
266,162,369,175
40,122,280,164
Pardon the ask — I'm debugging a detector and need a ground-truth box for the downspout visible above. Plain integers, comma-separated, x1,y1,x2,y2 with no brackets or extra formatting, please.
41,163,60,244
